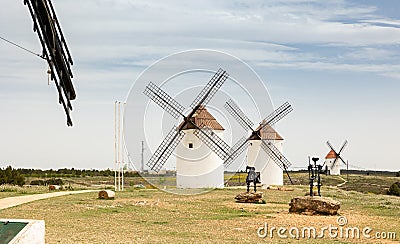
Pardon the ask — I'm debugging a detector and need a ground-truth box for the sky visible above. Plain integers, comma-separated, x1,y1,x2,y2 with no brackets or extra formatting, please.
0,0,399,171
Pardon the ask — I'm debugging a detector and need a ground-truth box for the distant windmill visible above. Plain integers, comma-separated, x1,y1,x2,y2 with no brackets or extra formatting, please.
224,99,294,185
325,140,348,175
143,68,241,188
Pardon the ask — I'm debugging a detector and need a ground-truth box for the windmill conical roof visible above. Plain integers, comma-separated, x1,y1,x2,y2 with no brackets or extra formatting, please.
178,105,224,130
249,120,283,140
325,149,337,159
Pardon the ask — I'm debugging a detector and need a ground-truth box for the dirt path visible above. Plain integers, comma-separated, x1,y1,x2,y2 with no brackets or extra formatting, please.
336,176,348,187
0,190,97,210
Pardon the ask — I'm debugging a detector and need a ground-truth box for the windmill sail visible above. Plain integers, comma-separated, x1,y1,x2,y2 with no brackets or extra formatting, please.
327,140,348,168
144,68,232,173
193,127,231,163
224,99,254,131
146,126,185,172
25,0,76,126
224,99,294,184
144,82,185,119
260,140,292,170
190,68,228,110
259,102,292,129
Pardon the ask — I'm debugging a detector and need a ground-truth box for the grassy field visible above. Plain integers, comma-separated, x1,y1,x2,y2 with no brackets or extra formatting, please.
0,185,50,199
0,182,399,243
282,172,399,194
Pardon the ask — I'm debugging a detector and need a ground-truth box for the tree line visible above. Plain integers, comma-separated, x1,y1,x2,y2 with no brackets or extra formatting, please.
0,166,25,186
0,166,142,186
17,167,140,178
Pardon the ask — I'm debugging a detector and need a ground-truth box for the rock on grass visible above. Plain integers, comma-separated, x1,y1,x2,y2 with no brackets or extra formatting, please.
289,196,340,215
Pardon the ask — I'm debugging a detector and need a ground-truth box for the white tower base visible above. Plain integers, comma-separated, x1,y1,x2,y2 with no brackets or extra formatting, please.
177,164,224,188
330,164,341,175
247,140,284,186
325,158,341,175
176,129,224,189
261,159,283,186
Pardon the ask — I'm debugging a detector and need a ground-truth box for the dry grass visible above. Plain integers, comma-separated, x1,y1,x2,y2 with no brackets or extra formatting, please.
0,185,398,243
0,185,49,198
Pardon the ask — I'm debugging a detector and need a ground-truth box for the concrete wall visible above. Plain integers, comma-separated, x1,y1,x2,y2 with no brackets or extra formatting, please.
325,158,341,175
176,129,224,188
247,140,284,186
0,219,45,244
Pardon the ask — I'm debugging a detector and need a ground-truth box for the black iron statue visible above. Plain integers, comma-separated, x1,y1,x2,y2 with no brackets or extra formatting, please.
308,157,327,196
246,166,260,192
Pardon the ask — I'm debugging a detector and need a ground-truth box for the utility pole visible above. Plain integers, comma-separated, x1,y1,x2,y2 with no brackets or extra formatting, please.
121,132,124,192
118,101,121,191
141,140,145,173
114,101,126,191
121,102,125,191
114,101,117,191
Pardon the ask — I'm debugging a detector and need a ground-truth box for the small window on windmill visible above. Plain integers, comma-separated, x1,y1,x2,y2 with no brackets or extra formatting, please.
188,143,193,149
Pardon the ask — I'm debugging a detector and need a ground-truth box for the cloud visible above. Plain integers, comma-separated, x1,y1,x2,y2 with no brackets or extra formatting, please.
51,0,400,45
1,0,399,170
49,0,400,80
361,19,400,27
343,47,397,61
257,60,400,79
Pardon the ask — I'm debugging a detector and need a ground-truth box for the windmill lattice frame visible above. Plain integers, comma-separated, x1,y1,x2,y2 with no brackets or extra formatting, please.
24,0,76,126
224,99,294,184
326,140,348,168
144,68,236,172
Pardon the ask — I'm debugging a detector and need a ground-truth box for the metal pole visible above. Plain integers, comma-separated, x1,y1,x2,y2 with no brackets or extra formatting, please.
118,101,121,191
141,140,144,173
114,101,117,191
121,103,125,191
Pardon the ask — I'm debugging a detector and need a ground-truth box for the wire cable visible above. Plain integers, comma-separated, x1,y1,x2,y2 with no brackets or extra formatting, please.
0,35,45,60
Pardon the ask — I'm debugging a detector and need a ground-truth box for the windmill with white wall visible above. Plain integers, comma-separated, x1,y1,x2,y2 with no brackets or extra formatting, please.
247,122,286,186
144,68,243,189
325,140,348,175
176,106,225,188
224,99,294,186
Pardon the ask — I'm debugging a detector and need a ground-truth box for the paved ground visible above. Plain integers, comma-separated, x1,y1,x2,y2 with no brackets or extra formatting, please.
0,190,97,210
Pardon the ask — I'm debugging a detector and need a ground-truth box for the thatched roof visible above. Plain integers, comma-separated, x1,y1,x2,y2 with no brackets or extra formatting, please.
179,105,224,130
249,120,283,140
325,150,337,159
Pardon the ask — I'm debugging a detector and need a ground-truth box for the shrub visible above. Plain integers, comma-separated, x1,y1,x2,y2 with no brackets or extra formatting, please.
30,180,45,185
30,178,64,186
0,184,48,194
396,171,400,177
388,182,400,196
46,178,64,185
64,185,74,191
0,166,25,186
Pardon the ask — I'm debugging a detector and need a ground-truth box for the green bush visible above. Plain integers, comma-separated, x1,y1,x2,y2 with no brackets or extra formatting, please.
30,178,64,186
46,178,64,185
0,166,25,186
30,180,45,185
388,182,400,196
396,171,400,177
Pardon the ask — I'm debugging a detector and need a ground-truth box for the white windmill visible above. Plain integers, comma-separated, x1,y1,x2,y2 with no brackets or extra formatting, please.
176,106,225,188
144,69,236,189
144,69,294,189
325,140,348,175
247,122,286,186
224,99,294,186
